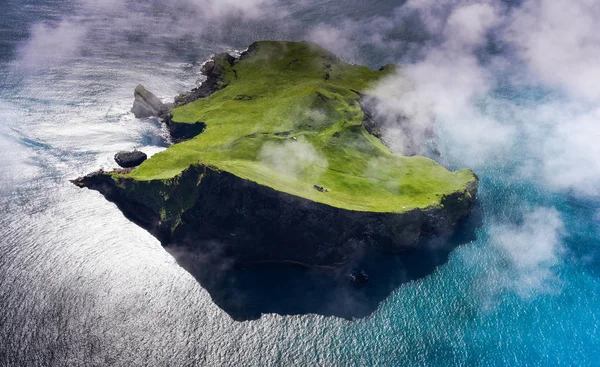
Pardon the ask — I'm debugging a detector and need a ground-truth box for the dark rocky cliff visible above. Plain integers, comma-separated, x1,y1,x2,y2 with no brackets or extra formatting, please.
73,164,478,267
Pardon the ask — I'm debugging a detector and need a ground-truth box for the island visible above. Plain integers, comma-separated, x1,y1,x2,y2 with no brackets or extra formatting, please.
73,41,478,268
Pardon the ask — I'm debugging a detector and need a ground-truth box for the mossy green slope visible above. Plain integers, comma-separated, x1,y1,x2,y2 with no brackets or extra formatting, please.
125,41,476,213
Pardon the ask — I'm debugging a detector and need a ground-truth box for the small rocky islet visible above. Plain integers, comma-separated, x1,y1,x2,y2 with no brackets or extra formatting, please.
114,150,147,168
73,40,478,269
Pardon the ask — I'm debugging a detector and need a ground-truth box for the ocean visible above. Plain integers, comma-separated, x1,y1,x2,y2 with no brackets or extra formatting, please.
1,0,599,365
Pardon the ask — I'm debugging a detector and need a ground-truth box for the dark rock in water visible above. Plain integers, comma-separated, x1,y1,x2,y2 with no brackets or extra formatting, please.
114,150,147,168
347,269,369,286
131,85,171,118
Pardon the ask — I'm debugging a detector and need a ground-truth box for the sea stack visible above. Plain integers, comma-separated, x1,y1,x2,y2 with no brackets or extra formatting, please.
131,85,170,118
114,150,147,168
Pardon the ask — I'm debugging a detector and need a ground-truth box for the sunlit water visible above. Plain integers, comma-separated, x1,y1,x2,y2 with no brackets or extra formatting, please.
1,1,600,365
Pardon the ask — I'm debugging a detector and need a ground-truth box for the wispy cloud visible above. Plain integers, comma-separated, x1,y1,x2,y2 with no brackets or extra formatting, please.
17,21,87,67
490,207,565,298
258,138,328,179
15,0,288,69
506,0,600,102
364,2,516,164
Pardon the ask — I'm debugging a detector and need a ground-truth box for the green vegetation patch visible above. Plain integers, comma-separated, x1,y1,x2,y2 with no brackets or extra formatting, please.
125,41,476,213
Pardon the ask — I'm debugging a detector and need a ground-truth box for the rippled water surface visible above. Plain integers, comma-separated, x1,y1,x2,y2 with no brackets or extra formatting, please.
1,0,600,365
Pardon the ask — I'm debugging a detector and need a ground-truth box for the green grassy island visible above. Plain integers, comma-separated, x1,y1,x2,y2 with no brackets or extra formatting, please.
74,41,478,267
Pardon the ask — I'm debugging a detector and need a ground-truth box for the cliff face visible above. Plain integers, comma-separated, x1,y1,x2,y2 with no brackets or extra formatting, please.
73,165,478,267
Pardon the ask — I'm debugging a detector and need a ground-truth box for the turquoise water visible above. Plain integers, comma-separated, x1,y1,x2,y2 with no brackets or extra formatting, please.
1,0,599,365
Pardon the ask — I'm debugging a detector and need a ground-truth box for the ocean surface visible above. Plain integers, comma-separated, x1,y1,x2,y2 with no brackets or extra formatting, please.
1,0,599,366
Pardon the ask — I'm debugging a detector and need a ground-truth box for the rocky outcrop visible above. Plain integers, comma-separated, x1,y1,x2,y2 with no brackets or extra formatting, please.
173,53,236,107
114,150,147,168
131,85,172,118
352,89,385,140
72,165,478,267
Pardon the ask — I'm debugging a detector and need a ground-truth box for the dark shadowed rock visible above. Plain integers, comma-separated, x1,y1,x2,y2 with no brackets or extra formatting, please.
131,85,171,118
114,150,147,168
164,117,207,143
174,53,236,107
73,164,478,267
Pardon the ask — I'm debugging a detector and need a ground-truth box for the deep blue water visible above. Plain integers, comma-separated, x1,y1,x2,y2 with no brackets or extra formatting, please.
1,0,599,366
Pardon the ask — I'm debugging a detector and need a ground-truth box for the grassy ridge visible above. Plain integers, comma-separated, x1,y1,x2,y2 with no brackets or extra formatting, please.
125,41,476,213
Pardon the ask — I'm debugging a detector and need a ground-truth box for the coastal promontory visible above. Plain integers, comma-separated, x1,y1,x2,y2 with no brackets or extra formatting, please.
73,41,478,268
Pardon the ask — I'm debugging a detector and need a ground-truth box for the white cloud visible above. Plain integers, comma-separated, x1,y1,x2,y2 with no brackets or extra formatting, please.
506,0,600,101
76,0,278,18
490,207,564,298
535,103,600,196
258,138,328,178
311,0,596,302
16,0,285,69
365,1,515,164
444,3,500,50
188,0,279,19
0,103,38,187
307,25,357,63
17,21,87,67
306,7,430,65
